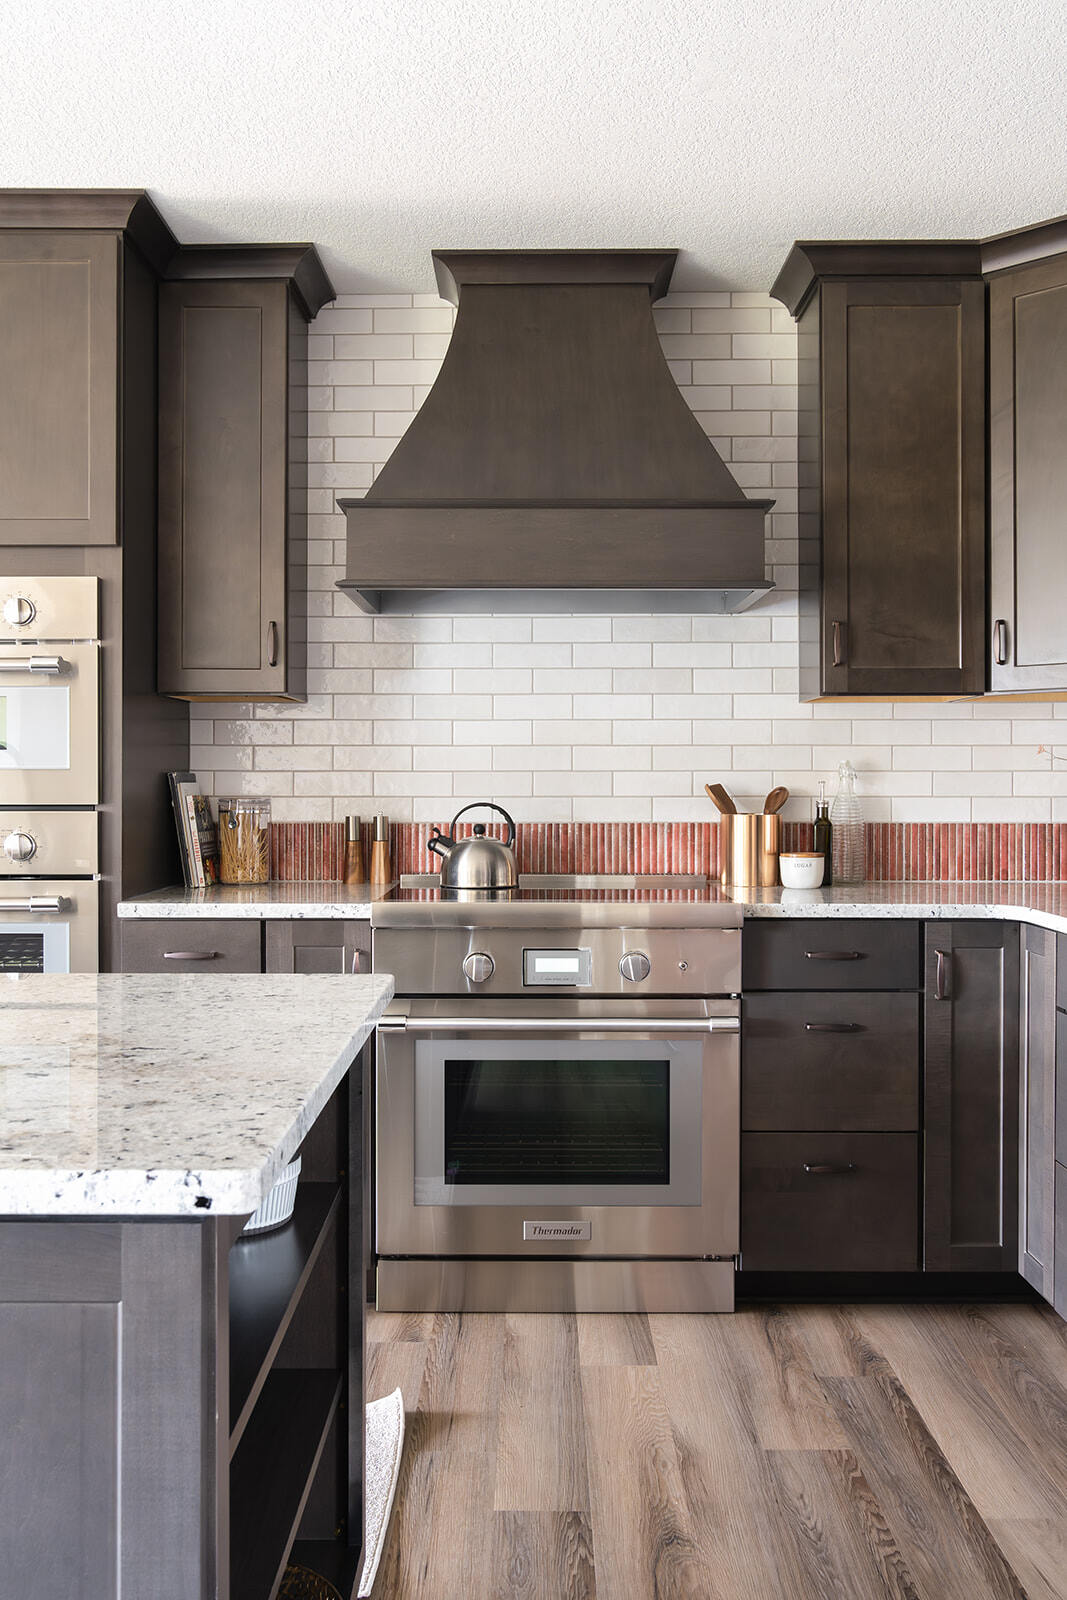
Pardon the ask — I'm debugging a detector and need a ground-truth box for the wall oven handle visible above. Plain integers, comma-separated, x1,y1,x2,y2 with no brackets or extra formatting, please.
378,1014,739,1033
0,655,67,675
0,896,69,913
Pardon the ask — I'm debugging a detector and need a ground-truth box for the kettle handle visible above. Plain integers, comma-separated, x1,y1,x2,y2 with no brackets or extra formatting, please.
448,802,516,850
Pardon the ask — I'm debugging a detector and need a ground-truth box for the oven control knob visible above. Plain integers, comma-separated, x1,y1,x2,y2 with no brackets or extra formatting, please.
3,830,37,863
463,951,495,984
3,595,36,628
619,950,651,983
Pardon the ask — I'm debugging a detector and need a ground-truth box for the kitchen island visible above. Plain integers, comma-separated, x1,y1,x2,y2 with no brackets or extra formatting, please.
0,971,394,1600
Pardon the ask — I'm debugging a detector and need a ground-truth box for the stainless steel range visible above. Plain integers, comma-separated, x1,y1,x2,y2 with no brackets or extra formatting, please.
372,881,741,1313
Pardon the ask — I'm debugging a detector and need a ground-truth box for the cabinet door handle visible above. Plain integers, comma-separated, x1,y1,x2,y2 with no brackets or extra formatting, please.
803,1162,856,1175
804,950,864,961
267,620,280,668
350,949,362,974
832,619,846,667
162,950,221,961
804,1021,863,1032
934,948,950,1000
993,618,1009,667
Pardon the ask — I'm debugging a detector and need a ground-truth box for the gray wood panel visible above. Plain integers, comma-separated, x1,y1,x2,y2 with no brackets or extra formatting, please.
0,1220,121,1300
742,991,919,1131
120,1222,226,1599
1020,923,1057,1298
158,280,292,698
1056,1163,1067,1322
0,1303,119,1598
990,255,1067,691
265,918,371,974
121,916,263,972
817,278,985,697
923,923,1020,1272
0,232,118,545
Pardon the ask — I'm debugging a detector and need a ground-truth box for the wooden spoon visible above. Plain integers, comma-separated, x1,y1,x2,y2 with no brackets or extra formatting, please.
705,782,737,815
763,785,789,815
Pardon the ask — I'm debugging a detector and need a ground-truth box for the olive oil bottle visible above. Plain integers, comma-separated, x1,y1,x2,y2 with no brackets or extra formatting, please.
814,779,833,887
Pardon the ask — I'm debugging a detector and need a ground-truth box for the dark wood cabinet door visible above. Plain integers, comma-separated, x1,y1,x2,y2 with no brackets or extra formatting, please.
0,232,118,545
742,918,920,991
1020,922,1057,1298
990,257,1067,692
818,279,985,696
923,923,1020,1271
741,1132,919,1271
120,917,263,972
158,280,306,700
265,920,371,975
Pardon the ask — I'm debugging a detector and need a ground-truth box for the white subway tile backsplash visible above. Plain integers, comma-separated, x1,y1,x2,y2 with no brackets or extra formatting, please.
173,290,1066,826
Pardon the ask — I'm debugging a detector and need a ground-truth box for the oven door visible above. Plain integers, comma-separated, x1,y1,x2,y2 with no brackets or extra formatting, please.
376,999,739,1259
0,643,99,805
0,881,98,973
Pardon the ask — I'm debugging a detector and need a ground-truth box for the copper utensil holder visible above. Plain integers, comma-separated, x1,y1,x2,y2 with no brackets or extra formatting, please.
719,811,780,887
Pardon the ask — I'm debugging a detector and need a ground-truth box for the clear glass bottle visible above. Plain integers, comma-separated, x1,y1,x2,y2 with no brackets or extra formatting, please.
813,779,833,887
830,760,864,884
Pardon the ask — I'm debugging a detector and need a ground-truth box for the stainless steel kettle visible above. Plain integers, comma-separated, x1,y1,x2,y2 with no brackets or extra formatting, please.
427,803,518,892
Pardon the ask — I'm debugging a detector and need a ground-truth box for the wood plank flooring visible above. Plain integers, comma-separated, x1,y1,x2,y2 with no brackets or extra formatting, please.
365,1302,1067,1599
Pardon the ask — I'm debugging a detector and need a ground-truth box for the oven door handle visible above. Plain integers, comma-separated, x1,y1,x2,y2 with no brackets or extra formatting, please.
0,656,68,675
0,896,70,913
379,1014,739,1033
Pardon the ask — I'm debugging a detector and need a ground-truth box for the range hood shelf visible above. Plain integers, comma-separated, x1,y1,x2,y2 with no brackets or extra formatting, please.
338,250,773,616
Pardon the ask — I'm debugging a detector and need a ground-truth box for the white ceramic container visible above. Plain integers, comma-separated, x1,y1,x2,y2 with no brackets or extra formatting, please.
779,851,826,889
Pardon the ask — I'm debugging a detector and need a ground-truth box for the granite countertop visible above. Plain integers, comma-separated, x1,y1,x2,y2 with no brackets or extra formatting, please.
0,972,394,1218
118,878,1067,936
734,881,1067,934
116,881,396,918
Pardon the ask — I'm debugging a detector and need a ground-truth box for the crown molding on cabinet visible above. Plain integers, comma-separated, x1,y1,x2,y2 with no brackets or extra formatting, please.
164,243,336,320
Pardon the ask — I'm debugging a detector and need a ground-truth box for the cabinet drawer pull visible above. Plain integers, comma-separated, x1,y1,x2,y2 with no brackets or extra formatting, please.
267,620,280,668
832,619,846,667
803,1162,857,1175
804,1021,863,1032
934,948,950,1001
993,618,1009,667
162,950,221,961
804,950,864,961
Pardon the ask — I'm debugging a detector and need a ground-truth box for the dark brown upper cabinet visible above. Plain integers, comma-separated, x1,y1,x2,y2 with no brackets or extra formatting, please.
772,243,986,700
157,247,334,701
0,192,175,546
986,221,1067,693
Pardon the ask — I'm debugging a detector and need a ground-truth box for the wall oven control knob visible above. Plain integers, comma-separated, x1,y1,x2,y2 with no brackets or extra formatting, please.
463,951,495,984
3,831,38,862
3,595,36,628
619,950,651,983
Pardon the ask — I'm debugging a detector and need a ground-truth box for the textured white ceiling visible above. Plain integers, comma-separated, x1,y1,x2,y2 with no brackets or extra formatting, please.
2,0,1066,294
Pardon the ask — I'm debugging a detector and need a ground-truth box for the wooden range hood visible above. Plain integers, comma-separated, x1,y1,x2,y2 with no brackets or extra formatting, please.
337,250,773,614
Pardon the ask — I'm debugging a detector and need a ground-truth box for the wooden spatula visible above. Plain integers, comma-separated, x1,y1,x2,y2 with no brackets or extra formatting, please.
763,785,789,814
705,782,737,815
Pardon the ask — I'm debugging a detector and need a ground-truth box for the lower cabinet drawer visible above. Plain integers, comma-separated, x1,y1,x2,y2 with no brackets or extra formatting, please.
743,919,921,991
741,1132,919,1271
743,993,919,1131
120,918,263,972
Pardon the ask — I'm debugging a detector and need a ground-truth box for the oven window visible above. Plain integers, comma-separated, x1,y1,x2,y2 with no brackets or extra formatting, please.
0,932,45,972
442,1058,669,1186
0,687,71,770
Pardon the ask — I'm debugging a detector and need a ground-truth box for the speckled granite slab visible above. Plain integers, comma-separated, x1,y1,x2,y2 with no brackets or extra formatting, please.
116,882,394,918
734,881,1067,935
0,972,393,1217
